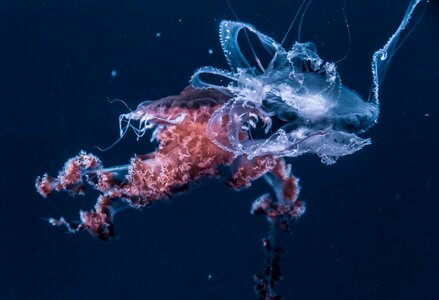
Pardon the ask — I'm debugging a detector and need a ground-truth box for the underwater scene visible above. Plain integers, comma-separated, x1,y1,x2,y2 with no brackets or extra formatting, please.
1,0,438,299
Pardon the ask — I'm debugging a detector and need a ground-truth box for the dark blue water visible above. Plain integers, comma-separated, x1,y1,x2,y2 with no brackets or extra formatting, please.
1,0,438,299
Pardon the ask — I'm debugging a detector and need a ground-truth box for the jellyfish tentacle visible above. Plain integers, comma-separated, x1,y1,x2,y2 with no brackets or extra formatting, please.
219,20,280,72
190,66,237,94
370,0,426,106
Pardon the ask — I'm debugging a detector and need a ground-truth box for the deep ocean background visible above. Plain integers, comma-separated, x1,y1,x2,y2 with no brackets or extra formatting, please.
1,0,438,299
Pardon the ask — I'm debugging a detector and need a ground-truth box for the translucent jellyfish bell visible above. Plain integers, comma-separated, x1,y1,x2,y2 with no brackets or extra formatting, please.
191,21,378,164
191,0,424,164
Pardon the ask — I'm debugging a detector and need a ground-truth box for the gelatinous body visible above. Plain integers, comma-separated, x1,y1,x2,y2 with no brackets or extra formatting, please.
36,0,424,249
192,0,424,164
36,86,304,239
192,24,377,165
35,0,426,298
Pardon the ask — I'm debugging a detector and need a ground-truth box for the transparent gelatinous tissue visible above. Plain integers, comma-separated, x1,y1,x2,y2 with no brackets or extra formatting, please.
35,0,425,243
35,2,425,296
192,0,423,164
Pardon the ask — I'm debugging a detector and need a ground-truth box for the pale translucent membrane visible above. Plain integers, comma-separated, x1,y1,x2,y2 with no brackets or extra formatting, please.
191,0,425,164
370,0,425,106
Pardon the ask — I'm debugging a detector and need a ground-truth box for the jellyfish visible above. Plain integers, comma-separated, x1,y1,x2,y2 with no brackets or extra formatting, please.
35,0,427,298
191,0,425,165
